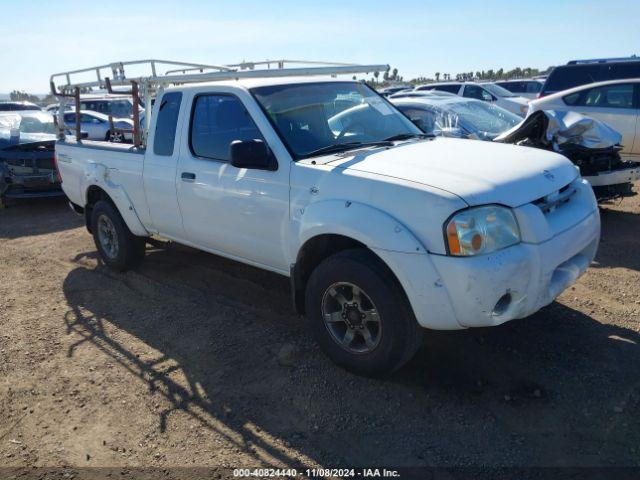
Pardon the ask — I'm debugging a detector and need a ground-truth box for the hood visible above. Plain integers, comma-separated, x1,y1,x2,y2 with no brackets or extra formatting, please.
326,138,578,207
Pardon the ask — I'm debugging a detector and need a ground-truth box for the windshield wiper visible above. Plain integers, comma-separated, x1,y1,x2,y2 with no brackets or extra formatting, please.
384,133,433,141
304,140,393,158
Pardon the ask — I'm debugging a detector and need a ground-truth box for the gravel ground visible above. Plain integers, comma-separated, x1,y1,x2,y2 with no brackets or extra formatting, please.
1,187,639,477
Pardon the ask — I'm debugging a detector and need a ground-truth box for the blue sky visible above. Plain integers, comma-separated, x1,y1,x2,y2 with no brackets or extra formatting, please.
2,0,639,93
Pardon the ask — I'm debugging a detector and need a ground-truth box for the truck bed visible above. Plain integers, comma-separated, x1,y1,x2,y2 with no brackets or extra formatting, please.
55,139,147,223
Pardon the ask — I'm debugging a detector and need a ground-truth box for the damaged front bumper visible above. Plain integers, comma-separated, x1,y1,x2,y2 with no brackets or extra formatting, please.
429,209,599,328
375,178,600,330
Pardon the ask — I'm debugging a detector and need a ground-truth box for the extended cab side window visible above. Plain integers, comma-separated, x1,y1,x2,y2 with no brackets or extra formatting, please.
153,92,182,156
190,94,264,161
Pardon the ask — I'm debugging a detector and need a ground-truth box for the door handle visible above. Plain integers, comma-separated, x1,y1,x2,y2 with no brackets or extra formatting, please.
181,172,196,182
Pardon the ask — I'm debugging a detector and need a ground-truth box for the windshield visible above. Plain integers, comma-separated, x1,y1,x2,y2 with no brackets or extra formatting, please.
447,101,521,138
0,111,57,135
482,83,517,98
397,100,521,140
251,82,422,159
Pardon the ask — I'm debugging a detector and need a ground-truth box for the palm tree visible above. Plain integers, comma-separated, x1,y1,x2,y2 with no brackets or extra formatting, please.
435,72,440,82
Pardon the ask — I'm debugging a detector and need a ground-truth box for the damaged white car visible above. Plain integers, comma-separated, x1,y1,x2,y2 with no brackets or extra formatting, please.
495,110,640,201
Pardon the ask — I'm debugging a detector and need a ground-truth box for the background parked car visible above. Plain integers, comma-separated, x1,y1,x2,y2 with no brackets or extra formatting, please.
540,57,640,97
77,94,144,118
0,101,42,112
391,96,522,140
528,78,640,162
493,79,544,99
62,110,133,142
388,90,457,99
0,111,63,204
378,86,412,97
414,82,530,116
44,103,71,115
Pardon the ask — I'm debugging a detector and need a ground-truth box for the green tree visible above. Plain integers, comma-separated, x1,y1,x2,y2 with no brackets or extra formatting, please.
9,90,40,103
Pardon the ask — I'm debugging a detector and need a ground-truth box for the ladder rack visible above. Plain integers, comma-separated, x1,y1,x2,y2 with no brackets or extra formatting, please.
50,58,387,93
50,59,388,147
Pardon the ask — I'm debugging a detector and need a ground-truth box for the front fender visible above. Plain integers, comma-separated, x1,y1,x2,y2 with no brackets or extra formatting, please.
292,199,425,257
83,162,149,237
292,199,462,329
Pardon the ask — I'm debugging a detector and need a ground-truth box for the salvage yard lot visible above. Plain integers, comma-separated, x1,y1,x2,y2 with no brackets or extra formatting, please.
1,187,639,471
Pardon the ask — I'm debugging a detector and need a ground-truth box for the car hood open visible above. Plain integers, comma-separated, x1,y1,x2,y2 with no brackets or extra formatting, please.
326,138,578,207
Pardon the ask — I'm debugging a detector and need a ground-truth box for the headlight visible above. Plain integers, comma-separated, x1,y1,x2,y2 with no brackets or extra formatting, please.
445,205,520,256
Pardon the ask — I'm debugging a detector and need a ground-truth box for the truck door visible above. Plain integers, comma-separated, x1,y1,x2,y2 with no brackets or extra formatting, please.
176,91,290,273
142,91,188,240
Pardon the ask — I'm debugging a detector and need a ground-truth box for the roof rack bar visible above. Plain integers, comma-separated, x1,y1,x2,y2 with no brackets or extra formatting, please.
165,59,363,75
567,56,638,65
51,59,387,94
50,59,239,94
50,59,388,148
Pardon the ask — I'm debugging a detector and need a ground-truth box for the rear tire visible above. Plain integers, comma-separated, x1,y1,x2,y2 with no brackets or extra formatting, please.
305,249,423,376
90,200,145,272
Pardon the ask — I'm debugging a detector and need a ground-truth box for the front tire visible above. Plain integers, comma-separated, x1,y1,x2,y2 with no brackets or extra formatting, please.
90,200,145,271
305,249,423,376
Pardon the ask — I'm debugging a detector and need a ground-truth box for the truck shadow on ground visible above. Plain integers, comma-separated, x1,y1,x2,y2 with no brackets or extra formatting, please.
62,242,640,467
0,197,81,239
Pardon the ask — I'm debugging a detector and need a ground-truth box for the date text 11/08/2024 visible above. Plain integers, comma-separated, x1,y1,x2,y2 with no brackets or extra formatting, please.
233,468,401,477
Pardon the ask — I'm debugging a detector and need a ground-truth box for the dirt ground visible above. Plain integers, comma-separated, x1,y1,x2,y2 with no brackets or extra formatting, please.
1,186,639,477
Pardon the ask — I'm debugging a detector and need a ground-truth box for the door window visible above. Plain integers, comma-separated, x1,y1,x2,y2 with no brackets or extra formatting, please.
564,83,635,109
433,84,461,94
463,85,493,101
190,94,264,161
525,81,542,94
80,114,100,123
396,106,439,134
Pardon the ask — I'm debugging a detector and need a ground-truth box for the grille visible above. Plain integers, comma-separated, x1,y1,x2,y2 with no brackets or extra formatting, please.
533,182,576,214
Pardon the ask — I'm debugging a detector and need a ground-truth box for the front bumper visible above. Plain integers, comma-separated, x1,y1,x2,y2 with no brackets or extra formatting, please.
374,181,600,330
428,208,599,328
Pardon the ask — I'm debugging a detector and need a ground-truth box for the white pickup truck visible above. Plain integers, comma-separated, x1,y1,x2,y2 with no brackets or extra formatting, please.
56,75,601,375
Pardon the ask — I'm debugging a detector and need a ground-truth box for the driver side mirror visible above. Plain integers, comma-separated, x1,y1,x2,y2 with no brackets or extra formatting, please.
230,139,277,171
